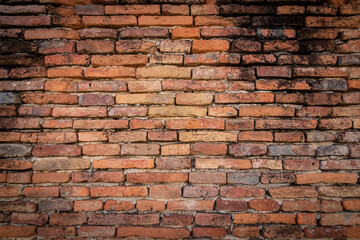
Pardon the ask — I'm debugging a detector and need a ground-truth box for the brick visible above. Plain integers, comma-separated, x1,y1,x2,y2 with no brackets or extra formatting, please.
256,119,317,129
163,4,188,15
283,159,319,171
263,40,300,52
0,201,36,212
195,16,250,27
319,118,352,130
34,158,88,171
160,40,191,53
83,144,120,156
116,40,157,54
148,131,177,142
321,213,360,226
74,200,103,212
193,227,226,237
333,106,360,117
75,4,104,15
78,226,115,237
72,171,125,182
128,81,161,93
0,118,40,129
104,200,134,211
189,172,226,184
343,199,360,211
316,145,349,156
191,5,218,15
239,106,294,117
83,16,137,27
88,213,159,225
150,55,183,65
79,28,117,40
22,93,77,105
121,144,160,156
264,226,303,238
127,172,187,183
137,66,191,79
39,40,75,54
21,132,77,143
156,158,191,169
216,199,247,211
226,119,254,130
185,53,240,66
52,107,107,117
296,173,357,184
195,158,251,170
257,66,292,78
220,186,265,198
117,227,190,239
109,132,147,142
216,93,273,103
78,132,107,142
84,67,135,78
274,132,304,142
172,28,200,39
121,28,168,38
168,200,214,211
33,172,70,183
105,5,160,15
180,131,236,142
130,119,164,129
201,27,255,38
234,213,295,224
7,172,31,183
191,143,227,156
9,67,47,79
91,186,147,197
269,187,318,199
229,143,267,157
79,81,126,92
297,106,331,117
256,79,311,91
192,40,229,53
232,39,261,53
38,199,73,212
166,119,223,130
18,106,52,116
242,54,276,65
137,200,165,211
162,214,193,226
25,29,79,40
150,185,181,199
0,226,36,237
252,159,282,170
60,186,89,197
320,160,360,170
50,213,87,226
92,55,148,67
138,16,193,27
318,186,360,197
22,186,59,198
193,67,255,80
282,200,320,212
161,144,190,155
0,15,50,26
311,79,347,91
11,213,48,226
183,185,219,198
268,144,315,156
0,132,21,142
109,107,147,117
233,227,260,238
249,199,280,212
149,106,207,117
209,107,237,117
45,80,77,92
32,145,81,157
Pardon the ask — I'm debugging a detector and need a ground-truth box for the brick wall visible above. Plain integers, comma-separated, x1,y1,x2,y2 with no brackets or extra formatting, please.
0,0,360,238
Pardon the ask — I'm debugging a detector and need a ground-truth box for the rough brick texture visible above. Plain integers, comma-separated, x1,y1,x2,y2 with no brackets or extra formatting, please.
0,0,359,239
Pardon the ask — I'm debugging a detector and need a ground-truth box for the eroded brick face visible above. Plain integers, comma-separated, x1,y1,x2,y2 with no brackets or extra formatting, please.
0,0,359,239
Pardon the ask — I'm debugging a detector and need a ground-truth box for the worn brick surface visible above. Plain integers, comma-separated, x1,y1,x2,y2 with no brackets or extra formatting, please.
0,0,359,238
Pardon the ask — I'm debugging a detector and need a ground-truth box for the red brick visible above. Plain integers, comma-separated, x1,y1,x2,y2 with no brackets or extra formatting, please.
191,143,227,155
127,172,188,183
269,187,318,199
282,200,320,212
263,40,300,52
137,200,165,211
193,67,255,80
91,186,147,197
53,107,107,117
249,199,280,212
150,185,181,199
195,16,250,27
74,120,128,129
93,158,153,169
160,40,191,53
116,40,157,54
33,172,70,183
9,67,47,79
162,214,193,226
11,213,48,226
256,119,317,129
192,40,229,53
233,227,260,238
139,16,193,27
264,226,303,238
117,227,190,239
130,119,164,129
183,185,218,198
50,213,87,226
234,213,295,224
80,28,118,39
0,16,50,26
215,93,273,103
295,67,349,78
39,40,75,54
72,171,125,182
193,227,226,237
83,144,120,156
25,29,79,40
60,186,89,197
104,200,135,211
32,145,81,157
22,186,59,198
105,5,160,15
0,132,21,142
232,39,261,53
220,186,265,198
168,200,214,211
78,226,115,237
74,200,103,212
0,226,36,237
195,158,251,170
172,28,200,39
83,16,137,27
257,66,292,78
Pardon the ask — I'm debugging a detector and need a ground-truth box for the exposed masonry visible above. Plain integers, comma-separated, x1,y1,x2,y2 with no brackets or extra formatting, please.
0,0,360,238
